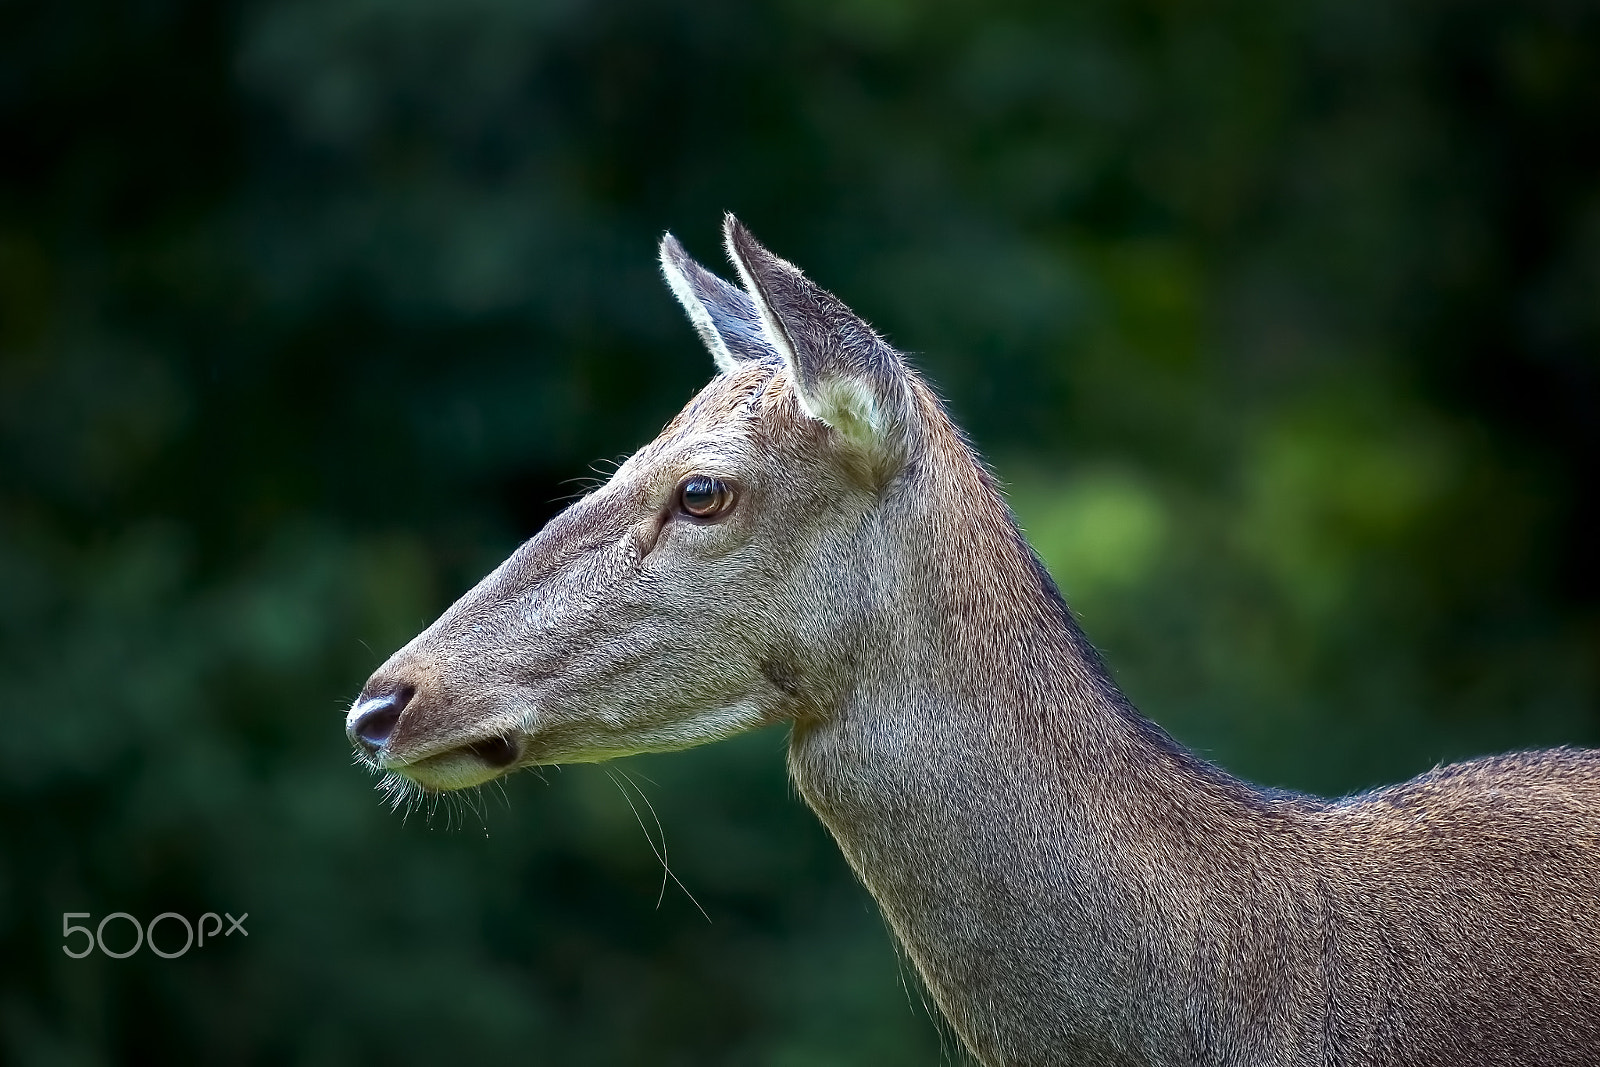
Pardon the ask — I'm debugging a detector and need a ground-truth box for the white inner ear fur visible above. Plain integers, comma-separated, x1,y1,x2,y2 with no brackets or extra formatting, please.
802,374,896,457
660,244,738,374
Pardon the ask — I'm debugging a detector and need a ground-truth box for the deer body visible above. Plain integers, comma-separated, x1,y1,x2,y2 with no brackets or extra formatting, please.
348,217,1600,1066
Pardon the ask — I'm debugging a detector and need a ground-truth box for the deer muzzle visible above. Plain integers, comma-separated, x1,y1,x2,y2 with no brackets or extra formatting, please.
346,670,527,790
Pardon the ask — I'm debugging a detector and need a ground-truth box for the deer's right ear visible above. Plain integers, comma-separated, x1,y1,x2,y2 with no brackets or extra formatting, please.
722,216,915,476
660,233,773,372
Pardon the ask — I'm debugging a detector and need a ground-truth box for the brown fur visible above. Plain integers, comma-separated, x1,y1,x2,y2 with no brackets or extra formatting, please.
350,217,1600,1066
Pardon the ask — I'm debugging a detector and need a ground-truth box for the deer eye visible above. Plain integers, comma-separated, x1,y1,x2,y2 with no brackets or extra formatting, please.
677,476,734,519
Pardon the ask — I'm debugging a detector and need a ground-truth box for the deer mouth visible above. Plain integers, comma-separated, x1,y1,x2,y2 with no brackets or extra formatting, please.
382,732,525,791
465,734,521,766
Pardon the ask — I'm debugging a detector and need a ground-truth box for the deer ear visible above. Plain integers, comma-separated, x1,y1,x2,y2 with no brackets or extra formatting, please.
660,233,773,372
722,215,913,468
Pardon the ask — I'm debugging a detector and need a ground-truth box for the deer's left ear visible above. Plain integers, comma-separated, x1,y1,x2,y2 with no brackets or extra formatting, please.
723,215,915,473
660,233,773,372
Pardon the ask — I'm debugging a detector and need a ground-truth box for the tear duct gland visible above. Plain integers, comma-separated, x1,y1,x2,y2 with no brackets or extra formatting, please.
348,216,1600,1067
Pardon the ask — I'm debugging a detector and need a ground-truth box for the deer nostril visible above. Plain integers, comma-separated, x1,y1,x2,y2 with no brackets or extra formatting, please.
347,685,415,751
354,703,400,746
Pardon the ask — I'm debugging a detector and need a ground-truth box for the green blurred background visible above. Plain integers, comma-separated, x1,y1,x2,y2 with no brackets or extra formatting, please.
2,0,1597,1062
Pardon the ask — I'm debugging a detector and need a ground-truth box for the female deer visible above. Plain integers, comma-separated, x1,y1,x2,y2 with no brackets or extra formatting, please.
347,216,1600,1067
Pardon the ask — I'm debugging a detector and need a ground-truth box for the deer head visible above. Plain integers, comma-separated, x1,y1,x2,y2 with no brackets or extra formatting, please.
346,216,942,795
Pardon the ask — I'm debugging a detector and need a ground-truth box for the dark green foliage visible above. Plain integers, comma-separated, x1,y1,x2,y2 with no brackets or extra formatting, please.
1,0,1594,1062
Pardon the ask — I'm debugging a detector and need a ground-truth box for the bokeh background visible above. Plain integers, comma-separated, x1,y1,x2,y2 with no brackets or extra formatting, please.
3,0,1597,1062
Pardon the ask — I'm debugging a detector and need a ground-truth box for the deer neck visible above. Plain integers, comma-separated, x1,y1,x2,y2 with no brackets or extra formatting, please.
785,459,1315,1065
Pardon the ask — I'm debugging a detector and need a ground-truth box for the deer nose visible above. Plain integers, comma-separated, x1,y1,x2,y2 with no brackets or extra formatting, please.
346,685,414,753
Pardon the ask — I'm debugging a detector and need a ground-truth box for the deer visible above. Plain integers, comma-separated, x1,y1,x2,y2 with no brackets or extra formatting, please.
346,215,1600,1067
